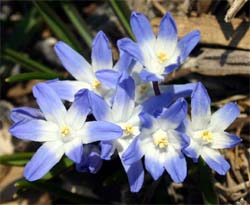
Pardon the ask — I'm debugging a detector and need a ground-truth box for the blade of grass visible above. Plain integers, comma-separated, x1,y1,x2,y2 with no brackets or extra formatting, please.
5,72,59,83
0,152,34,166
198,158,219,204
108,0,134,40
2,48,57,74
15,180,106,203
33,1,84,54
61,2,93,48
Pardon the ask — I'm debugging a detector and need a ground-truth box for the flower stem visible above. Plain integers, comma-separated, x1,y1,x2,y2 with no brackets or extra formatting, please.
152,81,161,96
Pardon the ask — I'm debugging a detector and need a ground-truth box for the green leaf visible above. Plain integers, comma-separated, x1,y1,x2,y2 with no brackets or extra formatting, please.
0,152,34,166
15,180,105,203
108,0,134,40
5,72,59,83
61,2,93,48
198,158,219,204
2,48,57,74
33,1,84,54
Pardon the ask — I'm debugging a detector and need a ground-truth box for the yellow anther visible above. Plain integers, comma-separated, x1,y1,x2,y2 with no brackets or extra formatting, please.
139,84,148,94
61,126,70,137
157,51,168,64
153,129,168,149
122,124,134,135
201,130,213,143
92,79,101,89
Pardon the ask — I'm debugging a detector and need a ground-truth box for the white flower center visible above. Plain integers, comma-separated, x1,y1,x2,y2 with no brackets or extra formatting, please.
61,126,71,137
200,130,213,143
153,129,168,149
156,51,168,64
92,79,101,89
121,124,134,135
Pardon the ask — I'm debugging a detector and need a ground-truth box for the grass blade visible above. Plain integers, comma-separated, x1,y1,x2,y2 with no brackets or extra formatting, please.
61,2,93,48
0,152,34,166
108,0,134,40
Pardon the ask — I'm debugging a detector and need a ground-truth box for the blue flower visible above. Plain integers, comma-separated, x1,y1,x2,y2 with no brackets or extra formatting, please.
89,71,144,192
122,98,189,183
118,12,200,82
184,83,242,175
9,83,122,181
47,31,120,102
76,144,103,174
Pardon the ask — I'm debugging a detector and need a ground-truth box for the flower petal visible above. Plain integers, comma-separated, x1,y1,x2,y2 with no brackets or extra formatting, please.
167,130,190,151
201,147,230,175
112,72,135,122
140,69,164,82
130,11,155,46
32,83,67,126
145,154,164,180
24,141,64,181
121,159,144,192
95,69,119,89
91,31,112,71
191,82,211,130
209,102,240,132
100,141,115,160
211,132,242,149
64,137,83,163
54,41,93,82
178,30,200,63
46,80,90,102
183,139,201,161
156,12,177,55
113,52,135,73
9,119,59,142
10,107,44,123
81,121,122,143
164,147,187,183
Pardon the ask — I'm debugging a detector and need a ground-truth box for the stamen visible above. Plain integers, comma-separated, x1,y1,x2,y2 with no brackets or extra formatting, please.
201,130,213,143
61,126,70,137
139,85,148,94
156,51,168,64
122,124,134,135
153,129,168,149
92,79,101,89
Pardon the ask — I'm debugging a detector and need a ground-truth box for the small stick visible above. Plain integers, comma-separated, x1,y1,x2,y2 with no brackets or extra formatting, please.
224,0,248,22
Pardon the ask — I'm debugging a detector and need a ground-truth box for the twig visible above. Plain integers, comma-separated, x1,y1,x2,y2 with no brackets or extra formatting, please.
225,0,248,22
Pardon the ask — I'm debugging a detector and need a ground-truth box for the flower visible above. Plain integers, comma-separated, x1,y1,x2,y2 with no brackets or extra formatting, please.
118,12,200,82
184,83,242,175
89,71,144,192
9,83,122,181
47,31,120,102
122,98,189,183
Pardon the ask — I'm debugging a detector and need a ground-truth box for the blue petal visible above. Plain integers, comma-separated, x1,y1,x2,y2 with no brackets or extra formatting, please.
117,38,144,64
201,147,230,175
211,132,242,149
10,107,44,123
95,69,119,89
140,69,164,82
88,91,111,121
112,72,135,122
209,102,240,131
183,139,200,161
164,148,187,183
100,141,114,160
67,89,90,128
54,41,93,82
159,98,187,130
64,138,83,163
9,119,59,142
145,155,164,180
139,112,154,129
32,83,67,126
88,150,103,173
130,11,155,45
91,31,112,71
121,159,144,192
163,62,179,75
24,141,64,181
191,82,211,130
82,121,122,143
46,80,89,102
167,130,190,151
122,135,143,165
178,30,200,63
114,52,136,73
156,12,177,53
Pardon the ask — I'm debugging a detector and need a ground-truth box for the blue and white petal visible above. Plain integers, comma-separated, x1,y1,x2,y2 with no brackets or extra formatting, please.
100,141,114,160
10,107,44,123
24,141,64,181
145,153,164,180
64,137,83,163
209,102,240,132
9,119,59,142
167,130,190,151
95,69,119,89
211,132,242,149
91,31,112,71
32,83,67,126
54,41,93,82
140,69,164,82
201,147,230,175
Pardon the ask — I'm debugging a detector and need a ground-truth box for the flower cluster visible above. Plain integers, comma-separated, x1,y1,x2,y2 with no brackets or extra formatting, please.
9,12,241,192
